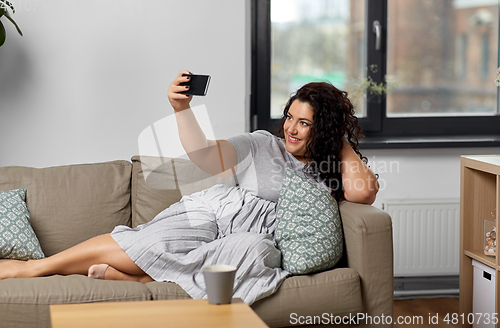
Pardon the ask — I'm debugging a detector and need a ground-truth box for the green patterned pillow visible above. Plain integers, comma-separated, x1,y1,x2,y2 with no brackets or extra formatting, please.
0,189,45,260
275,168,343,275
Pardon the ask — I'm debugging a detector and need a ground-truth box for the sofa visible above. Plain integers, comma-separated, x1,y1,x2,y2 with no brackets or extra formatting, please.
0,156,394,328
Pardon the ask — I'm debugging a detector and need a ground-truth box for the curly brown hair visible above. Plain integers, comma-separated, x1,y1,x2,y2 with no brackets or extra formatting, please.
277,82,367,202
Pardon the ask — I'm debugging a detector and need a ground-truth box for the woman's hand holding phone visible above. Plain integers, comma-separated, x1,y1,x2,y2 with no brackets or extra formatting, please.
168,70,193,113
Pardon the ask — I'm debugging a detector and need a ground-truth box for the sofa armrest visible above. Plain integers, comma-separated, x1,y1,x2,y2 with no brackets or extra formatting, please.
339,201,393,327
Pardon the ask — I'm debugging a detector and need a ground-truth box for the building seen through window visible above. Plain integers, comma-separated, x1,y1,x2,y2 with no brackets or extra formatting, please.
383,0,498,117
269,0,498,122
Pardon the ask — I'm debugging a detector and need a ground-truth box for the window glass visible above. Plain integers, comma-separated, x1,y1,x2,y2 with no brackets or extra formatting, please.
386,0,499,117
270,0,366,118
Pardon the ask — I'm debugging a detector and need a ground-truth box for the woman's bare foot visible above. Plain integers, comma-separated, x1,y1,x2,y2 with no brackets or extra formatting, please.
0,259,34,279
88,264,109,279
94,265,153,284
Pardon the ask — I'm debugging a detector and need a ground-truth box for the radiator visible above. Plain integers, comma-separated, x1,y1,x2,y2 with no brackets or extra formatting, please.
383,199,460,277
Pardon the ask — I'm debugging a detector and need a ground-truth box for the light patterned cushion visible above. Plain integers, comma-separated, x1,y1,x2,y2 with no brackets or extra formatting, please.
0,189,45,260
275,168,343,275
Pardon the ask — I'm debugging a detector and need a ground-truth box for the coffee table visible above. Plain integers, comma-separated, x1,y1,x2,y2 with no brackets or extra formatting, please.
50,298,269,328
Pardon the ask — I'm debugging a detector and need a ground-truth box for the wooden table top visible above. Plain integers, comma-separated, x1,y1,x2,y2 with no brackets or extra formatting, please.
50,298,269,328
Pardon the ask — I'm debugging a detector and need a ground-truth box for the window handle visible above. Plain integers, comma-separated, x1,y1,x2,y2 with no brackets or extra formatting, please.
373,20,381,51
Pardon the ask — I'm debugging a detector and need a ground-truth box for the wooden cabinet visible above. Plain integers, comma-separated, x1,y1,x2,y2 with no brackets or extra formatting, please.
460,155,500,327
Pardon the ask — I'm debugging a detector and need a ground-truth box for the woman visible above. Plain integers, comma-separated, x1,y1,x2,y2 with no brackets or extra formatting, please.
0,71,377,303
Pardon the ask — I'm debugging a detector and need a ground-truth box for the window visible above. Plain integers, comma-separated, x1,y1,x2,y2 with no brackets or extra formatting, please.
251,0,500,147
268,0,366,119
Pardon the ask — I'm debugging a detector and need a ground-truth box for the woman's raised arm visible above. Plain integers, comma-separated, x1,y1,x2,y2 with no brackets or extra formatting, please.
340,139,379,205
168,71,238,176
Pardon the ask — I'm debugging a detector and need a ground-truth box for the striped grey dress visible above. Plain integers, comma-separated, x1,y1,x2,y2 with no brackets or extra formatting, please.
111,130,308,304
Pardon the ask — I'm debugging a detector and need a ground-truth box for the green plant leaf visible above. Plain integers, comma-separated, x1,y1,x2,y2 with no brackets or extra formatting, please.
0,20,6,47
0,0,15,14
3,10,22,36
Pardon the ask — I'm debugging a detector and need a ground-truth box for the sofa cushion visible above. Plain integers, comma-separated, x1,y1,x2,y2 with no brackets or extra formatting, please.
0,161,132,256
130,156,182,228
145,281,192,300
0,275,151,328
251,268,363,327
131,156,229,227
0,188,45,260
275,168,343,275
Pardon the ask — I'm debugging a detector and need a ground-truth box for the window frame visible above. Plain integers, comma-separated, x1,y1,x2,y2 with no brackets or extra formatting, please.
251,0,500,148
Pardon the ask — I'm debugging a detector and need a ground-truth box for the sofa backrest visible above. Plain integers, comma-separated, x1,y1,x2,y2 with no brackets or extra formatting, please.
0,161,132,257
131,156,231,227
0,157,231,256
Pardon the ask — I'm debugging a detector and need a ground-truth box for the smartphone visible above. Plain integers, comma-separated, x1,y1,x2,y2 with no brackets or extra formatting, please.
180,74,211,96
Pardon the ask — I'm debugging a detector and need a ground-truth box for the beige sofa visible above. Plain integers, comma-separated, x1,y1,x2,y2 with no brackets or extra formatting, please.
0,157,393,328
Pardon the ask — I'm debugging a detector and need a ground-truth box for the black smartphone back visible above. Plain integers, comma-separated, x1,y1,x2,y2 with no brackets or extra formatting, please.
180,74,211,96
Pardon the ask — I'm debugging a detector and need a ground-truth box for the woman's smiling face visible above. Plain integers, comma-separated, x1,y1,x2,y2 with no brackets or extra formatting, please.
283,100,314,163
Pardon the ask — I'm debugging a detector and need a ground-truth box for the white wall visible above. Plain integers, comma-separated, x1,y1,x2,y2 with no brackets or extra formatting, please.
1,0,499,209
0,0,250,167
363,147,500,210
